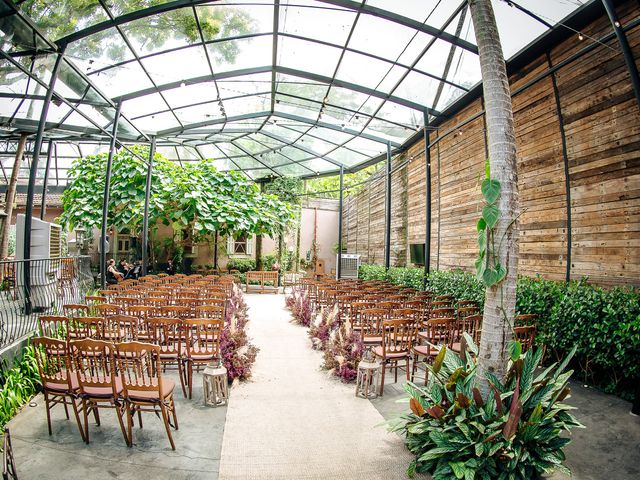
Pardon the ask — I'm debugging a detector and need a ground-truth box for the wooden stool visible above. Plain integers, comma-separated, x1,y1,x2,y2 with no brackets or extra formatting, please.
203,364,229,407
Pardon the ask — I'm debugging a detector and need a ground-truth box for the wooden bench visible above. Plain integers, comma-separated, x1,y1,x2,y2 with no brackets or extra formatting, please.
245,271,279,294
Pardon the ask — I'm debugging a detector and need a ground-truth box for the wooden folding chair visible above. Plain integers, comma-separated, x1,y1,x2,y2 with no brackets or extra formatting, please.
181,318,223,399
373,318,415,396
69,339,129,446
38,315,68,339
32,336,85,441
114,342,179,450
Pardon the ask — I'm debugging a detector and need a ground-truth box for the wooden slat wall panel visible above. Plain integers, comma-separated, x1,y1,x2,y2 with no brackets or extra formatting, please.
340,0,639,286
390,157,408,266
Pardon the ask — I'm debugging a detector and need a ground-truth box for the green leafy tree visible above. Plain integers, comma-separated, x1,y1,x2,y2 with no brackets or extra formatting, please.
305,165,380,199
264,176,304,269
60,146,296,243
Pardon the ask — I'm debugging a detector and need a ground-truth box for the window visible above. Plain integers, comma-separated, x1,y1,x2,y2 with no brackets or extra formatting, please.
227,235,254,256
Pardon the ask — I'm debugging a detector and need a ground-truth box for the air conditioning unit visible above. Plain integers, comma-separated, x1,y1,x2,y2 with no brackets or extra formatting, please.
15,215,62,309
337,254,361,279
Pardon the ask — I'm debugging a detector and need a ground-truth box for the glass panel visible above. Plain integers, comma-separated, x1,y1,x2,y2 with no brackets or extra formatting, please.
198,3,272,39
326,86,383,116
66,28,135,74
120,8,200,56
174,103,224,125
394,70,438,107
234,137,269,155
122,92,167,118
223,95,270,116
88,62,154,98
329,146,369,166
348,14,424,61
298,158,338,173
278,36,342,77
134,111,181,133
276,73,328,101
344,136,387,157
366,0,460,31
18,1,109,41
217,72,272,97
335,51,407,93
142,46,211,85
280,0,356,45
275,162,311,177
278,145,311,161
163,81,219,109
206,36,273,71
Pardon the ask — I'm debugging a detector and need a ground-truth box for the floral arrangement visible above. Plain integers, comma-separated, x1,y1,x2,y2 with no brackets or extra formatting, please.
322,316,364,383
220,283,259,382
308,304,341,350
285,286,315,327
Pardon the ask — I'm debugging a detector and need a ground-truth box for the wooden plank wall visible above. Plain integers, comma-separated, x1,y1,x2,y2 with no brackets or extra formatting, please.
341,0,639,286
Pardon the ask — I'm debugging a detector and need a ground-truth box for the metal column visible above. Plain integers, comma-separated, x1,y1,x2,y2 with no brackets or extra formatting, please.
423,112,432,288
141,136,156,276
100,102,122,288
23,52,64,314
601,0,640,109
40,140,54,220
337,165,344,279
384,142,392,270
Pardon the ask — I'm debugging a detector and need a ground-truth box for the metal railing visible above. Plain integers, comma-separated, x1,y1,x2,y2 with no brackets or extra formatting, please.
0,256,94,351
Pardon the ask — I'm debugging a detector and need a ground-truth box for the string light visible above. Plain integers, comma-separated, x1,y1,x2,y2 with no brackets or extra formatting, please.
578,33,584,41
180,81,186,88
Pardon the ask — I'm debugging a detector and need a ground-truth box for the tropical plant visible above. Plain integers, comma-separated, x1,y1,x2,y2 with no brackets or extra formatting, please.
0,344,41,431
392,340,582,479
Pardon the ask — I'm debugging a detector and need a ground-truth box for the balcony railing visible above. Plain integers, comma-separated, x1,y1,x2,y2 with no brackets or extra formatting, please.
0,256,94,351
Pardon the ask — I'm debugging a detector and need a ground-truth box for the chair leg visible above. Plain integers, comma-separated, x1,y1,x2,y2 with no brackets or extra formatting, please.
82,399,90,444
177,360,187,398
70,397,86,443
405,358,410,380
43,391,53,436
125,402,134,447
379,360,386,396
160,399,176,450
170,397,179,430
188,362,194,400
62,396,70,419
114,401,130,447
394,360,398,383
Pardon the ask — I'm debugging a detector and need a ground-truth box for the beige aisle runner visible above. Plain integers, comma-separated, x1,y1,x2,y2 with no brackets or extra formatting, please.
218,294,423,480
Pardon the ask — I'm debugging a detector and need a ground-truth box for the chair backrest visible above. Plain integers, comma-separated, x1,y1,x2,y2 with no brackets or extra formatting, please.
68,316,104,340
32,336,73,390
143,296,167,307
195,305,225,319
128,305,159,320
515,313,538,327
182,318,223,359
432,300,453,310
85,295,107,306
69,338,119,398
104,315,138,342
423,317,457,346
94,303,121,317
113,342,168,400
38,315,68,339
146,317,181,356
160,305,191,318
381,318,414,355
457,300,478,310
360,308,387,336
63,304,89,318
514,325,536,351
457,306,481,319
431,307,456,319
457,314,483,343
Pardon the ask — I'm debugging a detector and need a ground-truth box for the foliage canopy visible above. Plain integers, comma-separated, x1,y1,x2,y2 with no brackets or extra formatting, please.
60,145,296,240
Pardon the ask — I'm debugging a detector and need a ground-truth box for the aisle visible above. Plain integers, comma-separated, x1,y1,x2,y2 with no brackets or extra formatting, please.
218,294,423,480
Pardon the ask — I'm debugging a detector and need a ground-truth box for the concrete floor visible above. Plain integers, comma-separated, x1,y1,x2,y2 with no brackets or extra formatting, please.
371,377,640,480
8,372,227,480
7,292,640,479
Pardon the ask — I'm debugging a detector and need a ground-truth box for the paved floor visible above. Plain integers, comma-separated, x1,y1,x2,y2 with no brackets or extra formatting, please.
7,293,640,479
218,293,422,480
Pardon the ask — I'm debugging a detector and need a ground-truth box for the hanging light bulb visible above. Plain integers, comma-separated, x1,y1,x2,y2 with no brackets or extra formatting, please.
578,33,584,41
180,81,186,88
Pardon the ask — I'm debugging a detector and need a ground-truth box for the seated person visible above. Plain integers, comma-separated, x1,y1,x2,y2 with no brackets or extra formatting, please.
118,258,131,275
127,260,142,279
107,259,124,284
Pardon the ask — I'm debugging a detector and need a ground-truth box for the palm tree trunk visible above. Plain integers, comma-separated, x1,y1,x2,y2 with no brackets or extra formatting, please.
469,0,520,397
0,133,28,259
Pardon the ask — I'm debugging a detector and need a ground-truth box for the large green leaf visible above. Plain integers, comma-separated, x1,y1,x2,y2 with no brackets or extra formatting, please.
481,178,501,204
482,204,500,229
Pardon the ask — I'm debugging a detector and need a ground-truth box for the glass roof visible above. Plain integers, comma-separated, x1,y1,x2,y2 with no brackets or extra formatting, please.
0,0,590,182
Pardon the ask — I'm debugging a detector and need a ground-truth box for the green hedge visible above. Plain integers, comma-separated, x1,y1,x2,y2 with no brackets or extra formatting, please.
358,264,640,400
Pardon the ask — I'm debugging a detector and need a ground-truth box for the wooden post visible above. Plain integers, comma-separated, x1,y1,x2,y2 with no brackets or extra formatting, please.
0,133,27,259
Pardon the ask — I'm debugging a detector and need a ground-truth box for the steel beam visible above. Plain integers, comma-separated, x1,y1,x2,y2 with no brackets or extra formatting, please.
100,102,122,289
424,112,431,287
337,165,344,279
384,142,391,270
22,52,64,314
142,136,156,276
40,140,53,220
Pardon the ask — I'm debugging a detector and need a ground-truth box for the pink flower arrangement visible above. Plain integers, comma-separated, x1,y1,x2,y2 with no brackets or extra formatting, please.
285,286,315,327
221,284,259,382
309,304,341,351
322,318,364,383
